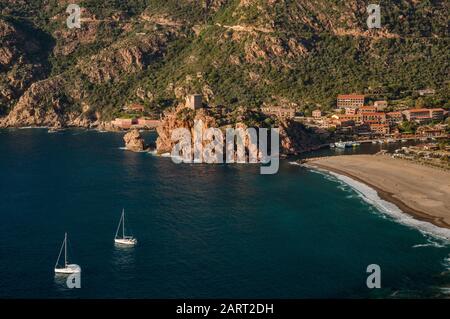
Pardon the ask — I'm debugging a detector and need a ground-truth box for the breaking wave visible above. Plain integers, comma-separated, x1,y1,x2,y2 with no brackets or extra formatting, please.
308,165,450,242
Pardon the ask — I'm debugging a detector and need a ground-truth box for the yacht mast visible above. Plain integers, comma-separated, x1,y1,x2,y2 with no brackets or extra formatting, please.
122,209,125,238
64,232,68,267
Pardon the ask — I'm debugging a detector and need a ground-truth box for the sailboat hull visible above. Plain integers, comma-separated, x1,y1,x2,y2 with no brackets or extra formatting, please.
114,238,137,246
54,264,81,274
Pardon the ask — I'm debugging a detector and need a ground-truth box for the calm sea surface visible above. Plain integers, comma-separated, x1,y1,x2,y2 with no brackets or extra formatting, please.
0,128,449,298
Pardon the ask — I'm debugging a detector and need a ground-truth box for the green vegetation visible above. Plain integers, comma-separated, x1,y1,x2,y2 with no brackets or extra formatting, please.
399,121,419,134
0,0,448,117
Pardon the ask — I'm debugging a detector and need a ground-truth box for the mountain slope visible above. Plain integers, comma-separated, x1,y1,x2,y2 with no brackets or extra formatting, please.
0,0,448,127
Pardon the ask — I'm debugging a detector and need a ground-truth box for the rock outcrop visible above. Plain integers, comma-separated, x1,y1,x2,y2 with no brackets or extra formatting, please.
278,121,324,154
156,106,324,157
156,107,217,155
123,129,148,152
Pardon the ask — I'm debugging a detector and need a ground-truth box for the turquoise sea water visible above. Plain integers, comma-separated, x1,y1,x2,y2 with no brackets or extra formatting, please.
0,128,449,298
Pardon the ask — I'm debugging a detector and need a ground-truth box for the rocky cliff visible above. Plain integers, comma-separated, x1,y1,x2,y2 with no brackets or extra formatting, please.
123,129,148,152
0,19,49,116
156,105,323,156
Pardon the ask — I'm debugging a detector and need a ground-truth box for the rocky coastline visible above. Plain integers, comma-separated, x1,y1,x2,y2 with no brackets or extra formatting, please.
0,102,326,157
155,105,325,157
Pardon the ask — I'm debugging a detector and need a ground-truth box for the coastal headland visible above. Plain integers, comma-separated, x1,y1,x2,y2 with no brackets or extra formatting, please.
307,155,450,229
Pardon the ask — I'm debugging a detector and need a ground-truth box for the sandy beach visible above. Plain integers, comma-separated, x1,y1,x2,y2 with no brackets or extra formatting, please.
307,155,450,229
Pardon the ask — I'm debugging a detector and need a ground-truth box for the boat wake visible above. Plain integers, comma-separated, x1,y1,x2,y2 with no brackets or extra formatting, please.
308,165,450,242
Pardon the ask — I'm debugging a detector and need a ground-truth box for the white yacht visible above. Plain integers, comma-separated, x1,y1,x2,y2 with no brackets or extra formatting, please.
54,233,81,274
115,209,137,246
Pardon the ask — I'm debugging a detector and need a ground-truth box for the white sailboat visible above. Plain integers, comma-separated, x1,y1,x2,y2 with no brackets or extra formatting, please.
54,233,81,274
114,209,137,246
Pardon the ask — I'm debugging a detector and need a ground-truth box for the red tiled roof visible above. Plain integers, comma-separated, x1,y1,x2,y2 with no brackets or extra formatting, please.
361,112,386,116
337,94,365,99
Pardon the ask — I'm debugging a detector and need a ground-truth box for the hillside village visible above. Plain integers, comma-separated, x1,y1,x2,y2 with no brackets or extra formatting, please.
299,93,449,142
111,92,449,145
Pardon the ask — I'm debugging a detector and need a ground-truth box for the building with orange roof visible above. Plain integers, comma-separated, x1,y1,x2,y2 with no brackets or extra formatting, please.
336,94,365,109
429,108,445,121
403,108,437,123
358,106,377,114
361,112,386,124
331,114,361,127
345,107,358,115
386,111,404,124
261,106,296,120
416,126,445,137
112,118,137,129
369,123,390,135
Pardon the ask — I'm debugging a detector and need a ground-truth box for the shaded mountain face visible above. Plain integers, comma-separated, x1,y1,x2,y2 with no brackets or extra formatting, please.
0,0,448,126
0,18,52,115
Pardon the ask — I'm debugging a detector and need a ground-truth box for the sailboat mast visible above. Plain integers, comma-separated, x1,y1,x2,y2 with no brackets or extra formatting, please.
64,232,68,267
122,209,125,238
55,234,65,269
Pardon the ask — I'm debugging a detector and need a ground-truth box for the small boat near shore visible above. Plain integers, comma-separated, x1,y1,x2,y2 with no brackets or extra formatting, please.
54,233,81,274
335,141,348,149
335,141,360,149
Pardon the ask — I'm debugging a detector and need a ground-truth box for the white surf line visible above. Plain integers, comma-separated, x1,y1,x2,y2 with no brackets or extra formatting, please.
305,164,450,242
